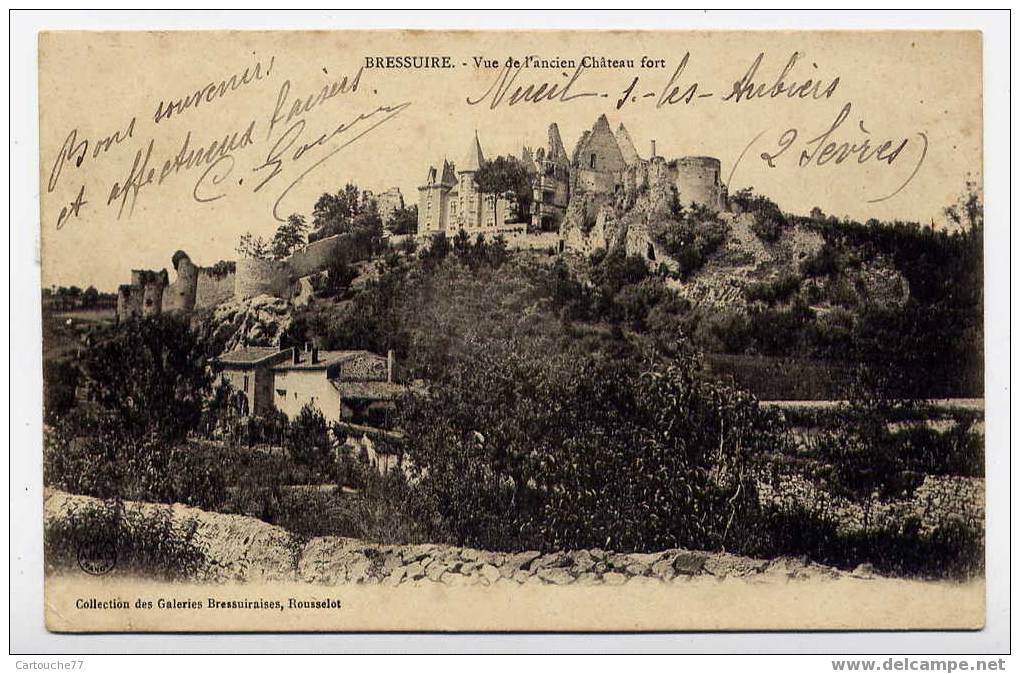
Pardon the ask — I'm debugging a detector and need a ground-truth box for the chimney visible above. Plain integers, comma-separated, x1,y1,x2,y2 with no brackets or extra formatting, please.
650,140,657,158
387,350,395,383
292,347,300,365
311,347,319,365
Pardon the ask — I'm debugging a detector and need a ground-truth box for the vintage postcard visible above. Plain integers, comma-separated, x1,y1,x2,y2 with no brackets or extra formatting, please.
39,29,985,632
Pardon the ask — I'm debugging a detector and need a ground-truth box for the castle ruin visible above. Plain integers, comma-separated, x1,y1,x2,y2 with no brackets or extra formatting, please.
115,233,354,322
417,114,730,241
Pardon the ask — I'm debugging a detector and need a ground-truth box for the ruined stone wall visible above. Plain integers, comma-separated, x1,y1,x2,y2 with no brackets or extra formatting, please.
141,283,164,318
573,168,622,195
116,286,144,321
195,269,236,308
287,234,343,278
376,187,404,224
234,258,294,301
574,115,627,175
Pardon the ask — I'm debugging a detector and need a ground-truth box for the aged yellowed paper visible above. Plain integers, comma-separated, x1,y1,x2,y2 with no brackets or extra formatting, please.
39,29,984,632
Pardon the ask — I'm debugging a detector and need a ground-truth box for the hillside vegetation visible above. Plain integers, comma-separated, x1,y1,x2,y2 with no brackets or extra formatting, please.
43,184,985,579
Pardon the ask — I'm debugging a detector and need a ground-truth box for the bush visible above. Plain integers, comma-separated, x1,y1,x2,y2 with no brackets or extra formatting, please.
397,344,779,552
731,188,788,243
44,416,227,510
745,273,802,304
748,503,984,579
800,242,845,277
43,358,79,424
270,479,427,543
286,404,335,475
44,499,208,580
648,207,729,277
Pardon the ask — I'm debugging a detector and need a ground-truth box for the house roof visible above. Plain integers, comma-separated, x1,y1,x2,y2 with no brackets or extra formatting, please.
273,349,384,373
217,346,289,366
332,380,406,400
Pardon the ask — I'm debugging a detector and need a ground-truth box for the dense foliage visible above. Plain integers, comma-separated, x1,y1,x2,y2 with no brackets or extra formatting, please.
474,155,534,223
731,187,788,242
45,499,208,580
397,344,777,552
647,202,729,277
76,315,214,442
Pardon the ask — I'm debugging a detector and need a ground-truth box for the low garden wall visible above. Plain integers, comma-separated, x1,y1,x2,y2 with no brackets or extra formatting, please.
44,489,855,585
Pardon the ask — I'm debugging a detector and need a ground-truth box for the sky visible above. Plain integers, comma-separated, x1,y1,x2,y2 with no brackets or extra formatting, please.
39,30,982,291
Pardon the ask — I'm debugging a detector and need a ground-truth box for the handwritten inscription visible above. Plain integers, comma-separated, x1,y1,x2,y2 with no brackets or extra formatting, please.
153,55,275,124
45,48,933,230
749,102,927,202
46,59,408,227
466,64,601,109
722,52,840,103
47,117,137,193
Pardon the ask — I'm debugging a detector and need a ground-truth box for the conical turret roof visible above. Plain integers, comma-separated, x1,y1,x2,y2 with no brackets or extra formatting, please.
460,132,485,173
547,123,569,165
615,123,641,165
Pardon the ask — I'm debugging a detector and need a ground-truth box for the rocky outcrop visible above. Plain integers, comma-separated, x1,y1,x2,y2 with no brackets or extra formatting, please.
200,294,293,351
44,489,850,585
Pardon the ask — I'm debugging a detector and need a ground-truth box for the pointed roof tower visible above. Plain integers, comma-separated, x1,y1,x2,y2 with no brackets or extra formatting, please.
440,160,458,186
571,130,591,165
547,123,569,165
460,131,485,173
615,123,641,166
592,113,612,135
571,114,626,171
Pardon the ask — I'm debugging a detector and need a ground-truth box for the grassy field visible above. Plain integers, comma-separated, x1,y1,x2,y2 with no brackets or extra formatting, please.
42,308,117,361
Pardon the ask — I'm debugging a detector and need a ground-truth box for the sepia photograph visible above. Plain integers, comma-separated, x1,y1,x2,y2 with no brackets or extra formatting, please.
23,21,1001,639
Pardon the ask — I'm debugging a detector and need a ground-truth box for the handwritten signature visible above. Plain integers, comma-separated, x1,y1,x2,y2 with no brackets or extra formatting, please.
249,97,412,221
50,64,410,227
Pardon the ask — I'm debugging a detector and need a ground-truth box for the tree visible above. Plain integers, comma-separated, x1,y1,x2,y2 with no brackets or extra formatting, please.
236,232,272,259
943,180,983,232
323,248,359,296
388,205,418,235
82,286,99,309
310,183,367,242
474,156,533,226
271,213,309,260
76,315,214,442
286,404,335,475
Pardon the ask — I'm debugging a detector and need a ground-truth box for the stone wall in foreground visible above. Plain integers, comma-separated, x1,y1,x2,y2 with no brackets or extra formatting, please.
44,489,857,586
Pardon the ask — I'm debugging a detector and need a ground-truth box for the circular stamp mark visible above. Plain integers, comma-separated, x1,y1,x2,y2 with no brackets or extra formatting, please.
76,538,117,576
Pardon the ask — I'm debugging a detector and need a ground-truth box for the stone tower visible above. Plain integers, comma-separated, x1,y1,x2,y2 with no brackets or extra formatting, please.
456,132,486,229
615,123,642,166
